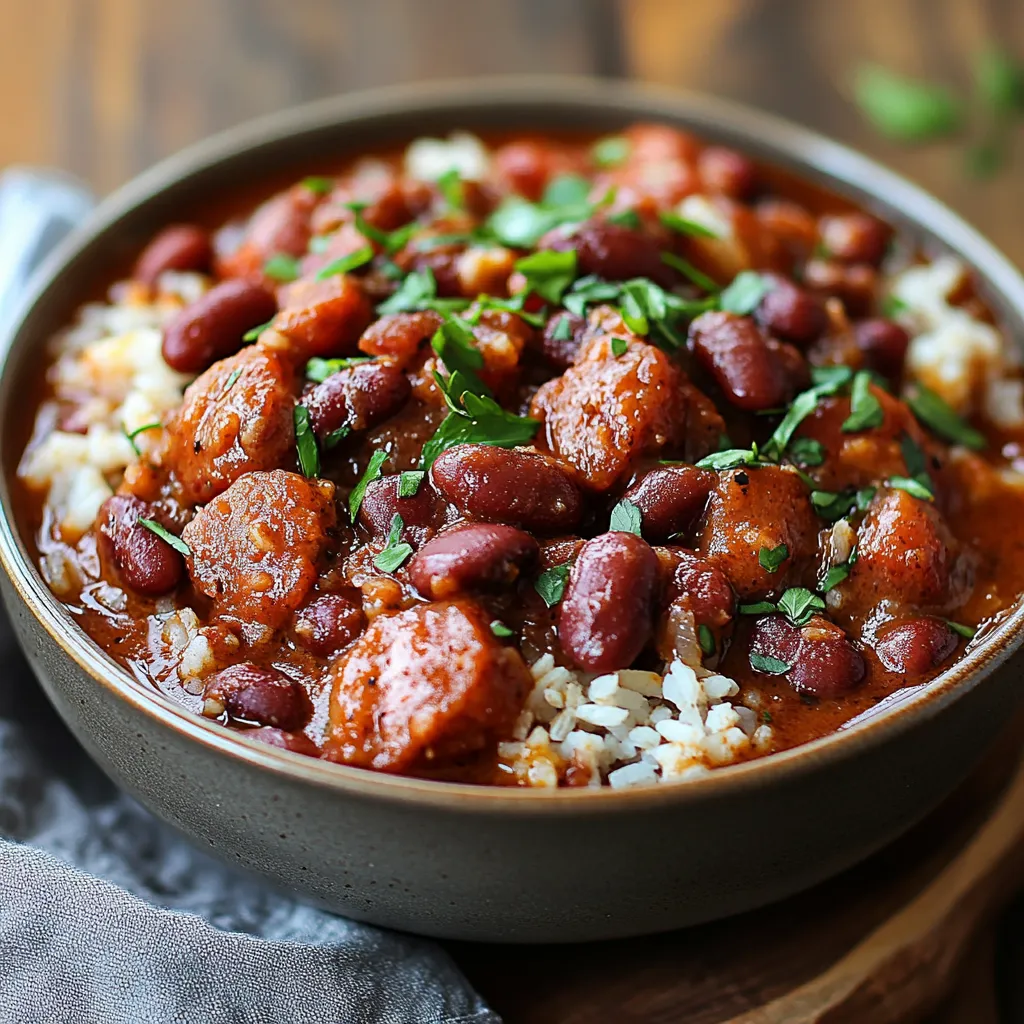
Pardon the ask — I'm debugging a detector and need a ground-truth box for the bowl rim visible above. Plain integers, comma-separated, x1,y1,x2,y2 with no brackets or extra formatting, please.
3,74,1024,814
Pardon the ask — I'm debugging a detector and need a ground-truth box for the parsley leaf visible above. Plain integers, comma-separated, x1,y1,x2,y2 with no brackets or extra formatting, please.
552,316,573,341
419,392,539,470
315,245,374,281
264,253,301,282
888,475,935,501
123,421,161,455
777,587,826,627
436,168,464,210
720,271,773,315
610,498,642,535
975,48,1024,116
905,384,985,450
881,295,909,318
853,65,963,141
841,371,885,433
398,470,425,497
377,268,438,315
293,405,320,478
739,601,778,616
373,514,414,573
750,652,791,675
758,543,789,573
660,252,719,292
811,486,876,522
820,562,851,592
659,210,719,239
490,619,515,638
305,356,374,382
431,315,488,396
698,624,716,656
535,562,572,607
138,518,191,557
695,447,760,471
221,369,242,395
762,369,852,460
788,437,825,467
592,135,631,168
945,619,977,639
243,320,273,343
349,449,388,522
487,173,594,248
346,201,415,254
514,249,578,304
610,336,628,357
302,176,334,195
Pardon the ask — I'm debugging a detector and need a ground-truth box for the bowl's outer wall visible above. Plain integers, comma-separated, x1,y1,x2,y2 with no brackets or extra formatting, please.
3,81,1024,941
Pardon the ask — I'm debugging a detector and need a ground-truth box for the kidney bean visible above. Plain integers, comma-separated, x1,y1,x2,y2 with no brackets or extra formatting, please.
409,523,539,599
756,199,819,264
875,618,958,675
697,146,758,200
408,244,464,297
97,495,183,596
162,279,276,374
303,362,410,440
819,213,890,266
539,218,669,284
751,615,866,698
205,663,313,731
292,591,367,657
133,224,213,286
558,532,659,672
245,726,320,757
854,318,911,380
430,444,582,533
538,311,587,370
624,466,716,542
358,474,443,548
656,546,735,627
754,273,827,346
688,311,808,411
803,259,877,316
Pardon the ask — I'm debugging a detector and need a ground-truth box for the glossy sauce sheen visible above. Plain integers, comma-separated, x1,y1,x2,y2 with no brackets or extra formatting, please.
14,126,1024,787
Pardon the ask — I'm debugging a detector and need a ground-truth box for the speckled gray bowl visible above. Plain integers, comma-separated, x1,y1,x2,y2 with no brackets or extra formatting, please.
2,78,1023,943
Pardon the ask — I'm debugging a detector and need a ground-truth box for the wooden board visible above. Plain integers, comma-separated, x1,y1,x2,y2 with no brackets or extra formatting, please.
450,718,1024,1023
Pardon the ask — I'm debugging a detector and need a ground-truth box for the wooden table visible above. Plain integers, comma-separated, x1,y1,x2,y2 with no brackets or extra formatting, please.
3,1,1023,1019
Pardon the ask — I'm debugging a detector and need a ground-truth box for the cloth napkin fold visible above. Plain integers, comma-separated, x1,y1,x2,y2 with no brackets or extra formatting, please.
0,169,498,1024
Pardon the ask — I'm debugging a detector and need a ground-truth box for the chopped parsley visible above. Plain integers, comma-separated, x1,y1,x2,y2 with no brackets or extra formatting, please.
945,619,978,640
293,405,320,478
535,562,572,607
841,371,885,433
888,475,935,501
905,383,986,450
305,356,373,382
739,601,777,616
490,619,515,638
749,652,791,676
810,486,876,522
323,425,350,451
376,268,439,315
373,514,414,573
398,470,425,498
719,271,773,315
301,176,335,195
610,336,629,357
436,168,465,211
431,315,488,397
777,587,826,627
607,209,641,229
349,449,388,522
263,253,301,282
696,447,760,471
513,249,577,304
758,543,789,573
346,201,416,254
762,368,853,460
243,320,273,343
315,245,374,281
138,518,190,557
698,624,716,656
486,173,595,248
821,546,857,593
592,135,631,168
660,252,719,292
609,499,642,535
658,210,719,239
221,369,242,395
788,437,825,467
551,315,574,341
123,421,161,455
881,294,909,318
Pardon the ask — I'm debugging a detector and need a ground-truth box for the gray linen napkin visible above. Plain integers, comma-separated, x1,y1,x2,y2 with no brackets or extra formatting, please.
0,169,499,1024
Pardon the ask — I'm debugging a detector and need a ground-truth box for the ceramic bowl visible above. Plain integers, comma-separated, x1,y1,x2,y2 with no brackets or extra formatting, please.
2,78,1023,942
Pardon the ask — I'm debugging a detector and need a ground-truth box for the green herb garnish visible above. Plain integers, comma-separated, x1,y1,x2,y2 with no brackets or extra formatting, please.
263,253,301,282
243,320,273,343
315,245,374,281
888,475,935,501
513,249,577,304
945,619,978,639
487,173,594,248
373,514,414,573
490,619,515,638
592,135,631,168
660,252,718,292
346,201,415,255
398,470,425,498
758,543,789,573
123,421,161,455
419,392,539,471
436,168,464,211
293,405,320,478
788,437,825,467
302,176,335,195
698,624,716,656
777,587,826,627
551,316,574,341
695,447,760,471
377,268,438,315
750,652,792,675
905,384,986,450
609,499,642,536
138,518,190,557
349,449,388,522
841,371,885,433
610,336,628,357
719,271,773,315
658,210,719,239
305,356,374,382
853,65,963,141
535,562,572,607
739,601,778,616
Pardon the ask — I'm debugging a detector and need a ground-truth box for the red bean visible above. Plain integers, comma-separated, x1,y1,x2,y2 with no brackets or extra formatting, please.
875,618,958,675
409,523,539,599
97,495,183,596
409,245,464,297
303,362,410,439
558,532,659,671
751,615,866,698
205,663,312,731
803,259,877,316
698,147,758,200
245,726,320,757
358,474,444,548
754,273,827,346
162,279,277,373
539,218,670,284
431,444,582,533
688,311,808,411
854,318,911,379
657,546,736,627
623,465,716,542
539,311,587,370
819,213,891,266
292,591,367,657
133,224,213,286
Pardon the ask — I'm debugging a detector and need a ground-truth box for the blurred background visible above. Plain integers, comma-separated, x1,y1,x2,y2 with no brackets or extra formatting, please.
4,0,1024,1020
4,0,1024,260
